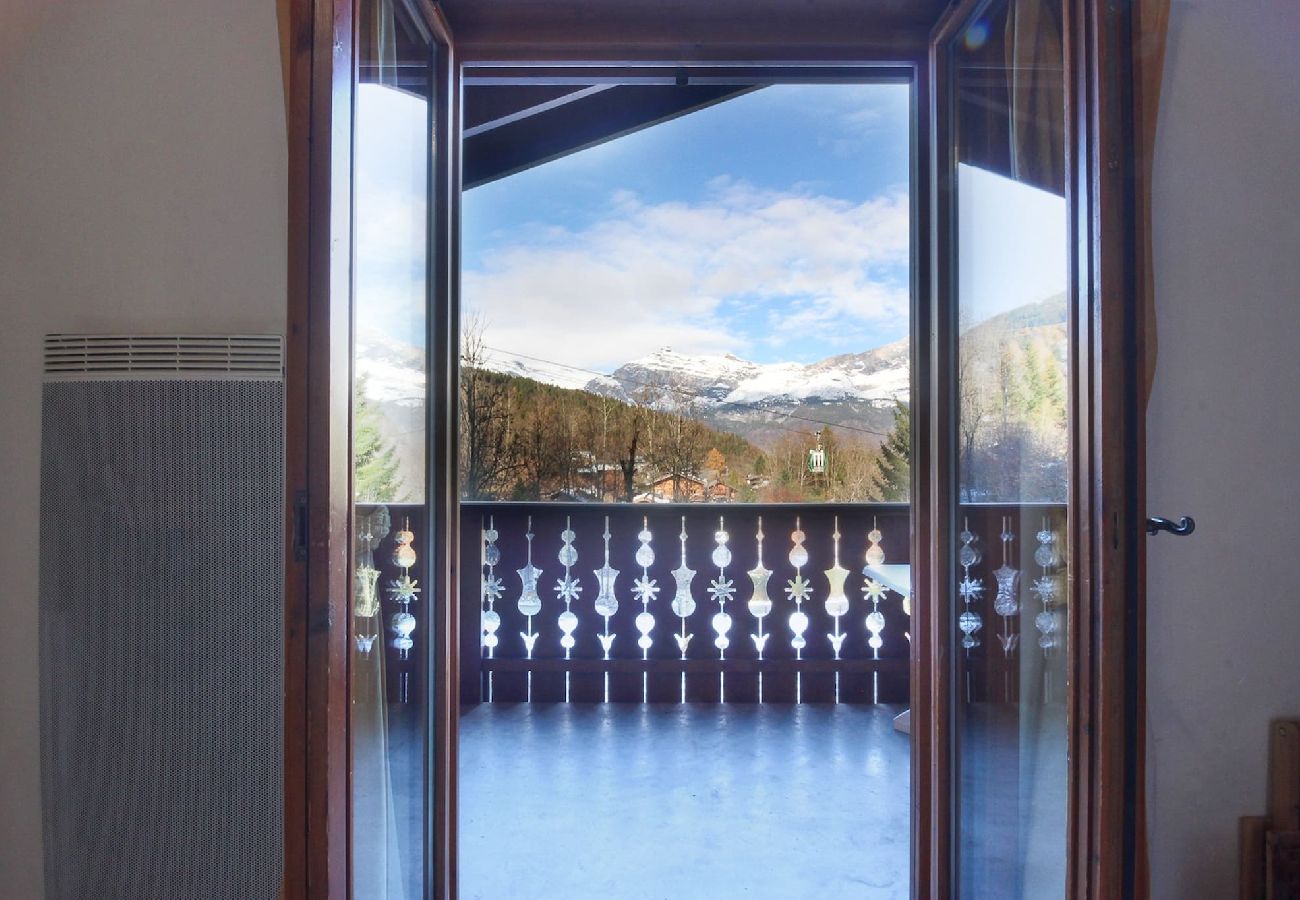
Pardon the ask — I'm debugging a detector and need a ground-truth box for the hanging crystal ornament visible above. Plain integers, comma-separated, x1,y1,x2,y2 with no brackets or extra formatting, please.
824,517,850,660
633,518,657,703
593,516,619,660
957,520,983,650
516,517,542,658
993,516,1020,657
554,518,579,661
1033,520,1060,654
862,517,888,655
748,517,772,659
482,517,502,656
786,518,811,656
353,511,381,656
388,519,419,702
633,519,658,655
709,518,734,656
671,516,695,658
479,517,501,703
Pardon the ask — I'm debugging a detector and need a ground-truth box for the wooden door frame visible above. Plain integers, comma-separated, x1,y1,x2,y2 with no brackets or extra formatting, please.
285,0,457,896
927,0,1147,897
285,0,1147,896
285,0,353,895
1067,0,1147,895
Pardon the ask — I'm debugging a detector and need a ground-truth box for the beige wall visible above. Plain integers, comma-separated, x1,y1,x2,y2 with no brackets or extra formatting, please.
2,0,1299,896
0,1,286,895
1145,0,1300,896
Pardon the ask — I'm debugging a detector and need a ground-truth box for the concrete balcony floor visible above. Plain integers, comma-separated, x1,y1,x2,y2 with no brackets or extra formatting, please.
458,703,911,899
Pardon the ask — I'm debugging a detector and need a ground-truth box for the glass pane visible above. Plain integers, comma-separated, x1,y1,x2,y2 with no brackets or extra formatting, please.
351,1,431,896
949,0,1069,895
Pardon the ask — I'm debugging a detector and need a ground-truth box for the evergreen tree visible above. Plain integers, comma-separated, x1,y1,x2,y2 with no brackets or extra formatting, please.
354,377,403,502
872,401,911,502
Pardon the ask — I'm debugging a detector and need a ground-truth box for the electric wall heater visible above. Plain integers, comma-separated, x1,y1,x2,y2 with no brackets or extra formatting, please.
39,335,284,899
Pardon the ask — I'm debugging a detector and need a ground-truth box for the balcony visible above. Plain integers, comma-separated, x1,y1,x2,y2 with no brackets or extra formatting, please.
354,500,1067,897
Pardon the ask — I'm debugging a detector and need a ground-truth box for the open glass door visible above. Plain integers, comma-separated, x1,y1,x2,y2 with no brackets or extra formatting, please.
327,0,458,895
929,0,1144,895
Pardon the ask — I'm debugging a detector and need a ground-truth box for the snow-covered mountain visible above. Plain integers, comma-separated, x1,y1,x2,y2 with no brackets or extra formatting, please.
581,341,909,448
353,294,1064,465
356,323,911,454
586,341,909,409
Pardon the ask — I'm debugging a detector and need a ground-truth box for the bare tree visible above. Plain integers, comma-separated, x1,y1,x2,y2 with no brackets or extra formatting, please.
648,380,709,501
459,315,518,499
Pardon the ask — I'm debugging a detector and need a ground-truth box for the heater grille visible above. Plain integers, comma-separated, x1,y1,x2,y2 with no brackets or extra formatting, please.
43,333,284,380
39,363,284,899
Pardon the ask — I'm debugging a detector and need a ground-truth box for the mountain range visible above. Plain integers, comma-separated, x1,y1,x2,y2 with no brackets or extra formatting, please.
356,292,1066,486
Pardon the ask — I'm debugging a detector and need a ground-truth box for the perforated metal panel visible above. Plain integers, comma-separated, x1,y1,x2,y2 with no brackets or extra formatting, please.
39,373,284,899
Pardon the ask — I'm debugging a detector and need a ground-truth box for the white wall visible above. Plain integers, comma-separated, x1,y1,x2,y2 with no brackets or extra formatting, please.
0,1,286,895
1146,1,1300,896
2,0,1298,896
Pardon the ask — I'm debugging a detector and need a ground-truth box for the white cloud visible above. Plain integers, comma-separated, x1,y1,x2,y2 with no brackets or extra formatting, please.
463,180,910,371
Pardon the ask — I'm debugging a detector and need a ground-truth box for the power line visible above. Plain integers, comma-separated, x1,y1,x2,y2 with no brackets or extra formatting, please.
474,344,895,439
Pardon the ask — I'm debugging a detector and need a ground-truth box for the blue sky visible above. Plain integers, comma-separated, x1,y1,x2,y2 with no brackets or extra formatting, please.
355,81,1067,375
461,83,913,371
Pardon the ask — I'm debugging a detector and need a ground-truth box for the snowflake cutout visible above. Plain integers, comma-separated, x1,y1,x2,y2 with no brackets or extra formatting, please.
862,578,888,603
785,574,812,604
1031,576,1059,603
633,575,660,605
708,576,736,605
554,574,583,604
481,574,504,604
958,576,984,602
389,574,421,602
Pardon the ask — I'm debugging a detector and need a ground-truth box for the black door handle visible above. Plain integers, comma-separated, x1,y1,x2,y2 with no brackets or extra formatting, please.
1146,516,1195,536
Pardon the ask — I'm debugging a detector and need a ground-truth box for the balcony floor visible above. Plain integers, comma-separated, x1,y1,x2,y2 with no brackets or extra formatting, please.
459,702,911,899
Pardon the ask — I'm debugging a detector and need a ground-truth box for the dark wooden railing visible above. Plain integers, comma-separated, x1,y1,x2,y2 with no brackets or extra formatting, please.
354,501,1067,706
459,502,913,704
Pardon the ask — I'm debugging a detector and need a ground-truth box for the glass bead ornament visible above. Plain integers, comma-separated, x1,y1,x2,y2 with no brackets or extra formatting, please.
866,610,886,651
558,610,579,651
481,609,500,650
391,610,415,652
393,529,417,569
865,526,885,567
1034,529,1059,568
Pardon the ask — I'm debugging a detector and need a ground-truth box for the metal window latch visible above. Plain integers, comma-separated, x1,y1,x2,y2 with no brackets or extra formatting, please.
1146,515,1195,536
